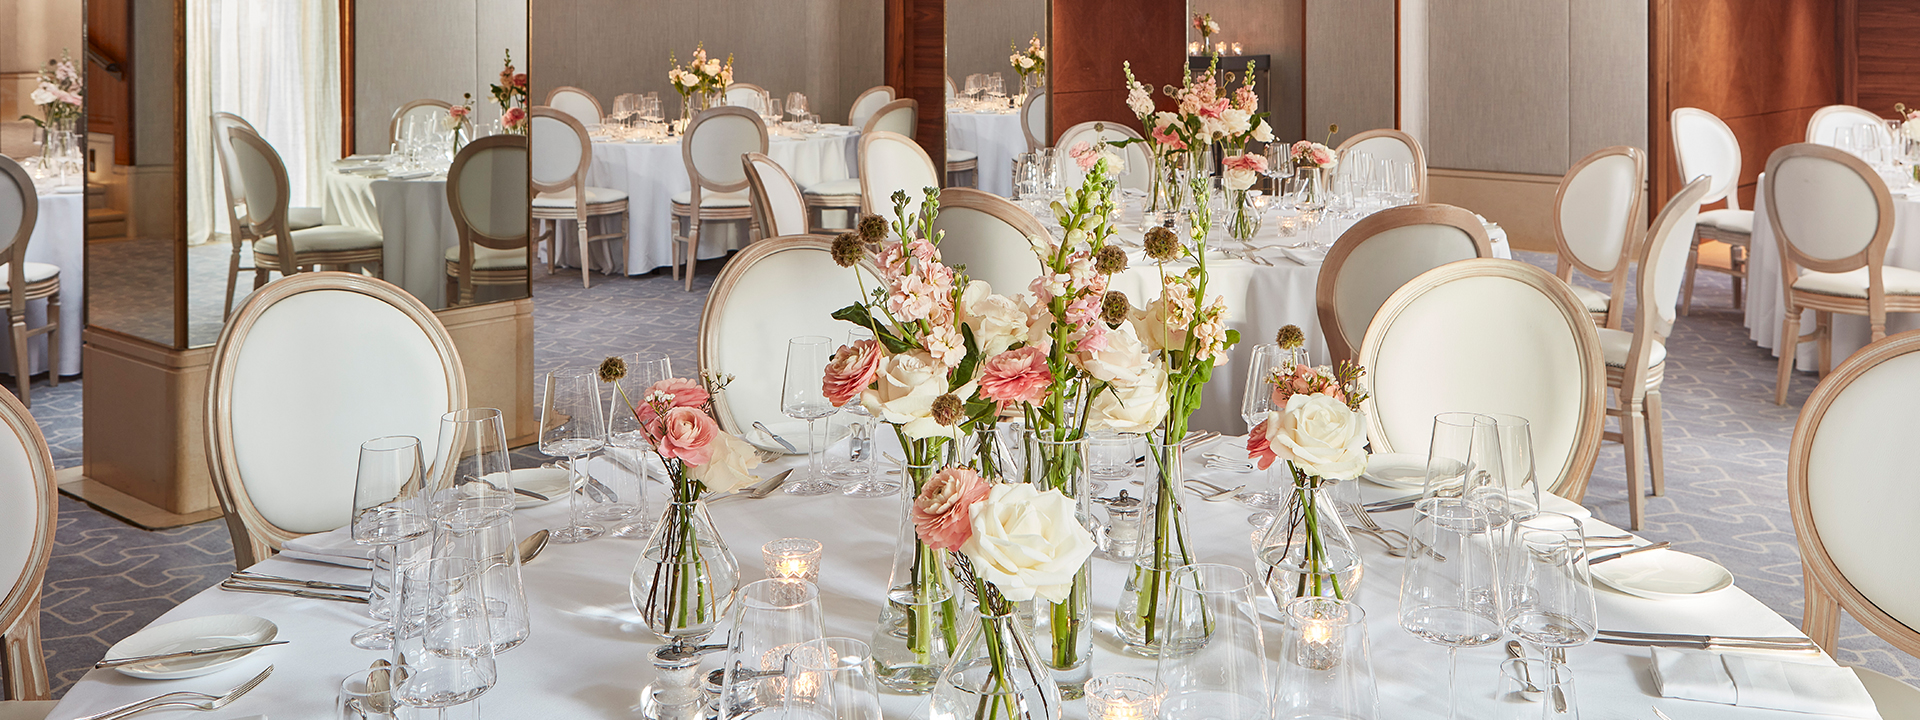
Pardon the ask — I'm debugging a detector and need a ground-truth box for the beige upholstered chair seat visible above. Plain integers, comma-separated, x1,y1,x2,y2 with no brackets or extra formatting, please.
0,702,54,720
1569,284,1610,313
670,189,751,208
801,178,863,200
1598,328,1667,368
444,244,528,270
947,149,978,163
1698,208,1753,234
287,207,324,230
1793,266,1920,298
254,226,384,255
533,186,627,207
0,263,60,287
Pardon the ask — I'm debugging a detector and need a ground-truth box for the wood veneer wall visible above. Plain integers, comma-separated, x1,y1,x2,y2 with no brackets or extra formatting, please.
1047,0,1185,140
1842,0,1920,120
886,0,946,165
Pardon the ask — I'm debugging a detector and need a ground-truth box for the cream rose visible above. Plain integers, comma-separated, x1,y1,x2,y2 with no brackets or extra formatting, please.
1077,321,1152,384
1252,119,1274,143
960,484,1097,603
1088,366,1169,435
1223,166,1257,191
861,351,974,439
961,281,1030,356
1262,394,1368,480
688,431,761,494
1131,302,1188,354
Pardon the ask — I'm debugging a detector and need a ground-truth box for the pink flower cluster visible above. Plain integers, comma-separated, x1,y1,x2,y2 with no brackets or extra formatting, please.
1222,152,1267,174
912,466,992,551
1269,363,1347,407
1292,141,1338,168
978,346,1052,407
822,339,881,407
879,239,960,337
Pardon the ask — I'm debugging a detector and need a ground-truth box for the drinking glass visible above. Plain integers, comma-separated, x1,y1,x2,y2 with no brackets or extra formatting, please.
1156,564,1271,720
541,368,607,543
435,501,532,653
767,98,785,129
719,579,826,718
338,666,410,720
1086,431,1139,487
1483,414,1542,522
782,336,839,496
1502,512,1597,657
1422,412,1507,520
1834,126,1858,157
1276,596,1378,720
1399,498,1503,720
351,436,431,651
393,557,496,712
787,92,809,120
1497,658,1578,720
431,408,515,518
783,637,884,720
1238,342,1284,523
831,331,889,498
603,352,673,537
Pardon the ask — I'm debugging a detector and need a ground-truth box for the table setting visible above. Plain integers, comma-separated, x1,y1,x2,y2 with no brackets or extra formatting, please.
0,152,86,378
948,73,1028,198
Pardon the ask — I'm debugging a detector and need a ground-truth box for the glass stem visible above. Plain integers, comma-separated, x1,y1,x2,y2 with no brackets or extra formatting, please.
808,418,826,482
1446,645,1460,720
569,454,586,529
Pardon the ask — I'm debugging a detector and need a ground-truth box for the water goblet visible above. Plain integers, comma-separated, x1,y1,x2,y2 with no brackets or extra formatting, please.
782,336,839,495
350,435,431,651
540,367,607,543
1399,498,1503,720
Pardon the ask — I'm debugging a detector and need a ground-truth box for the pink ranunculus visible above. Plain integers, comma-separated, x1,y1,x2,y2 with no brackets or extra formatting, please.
1069,141,1097,170
449,106,470,120
978,346,1053,407
1292,140,1312,155
502,107,528,130
655,406,719,466
822,339,882,407
1151,125,1188,152
641,377,711,427
1247,412,1279,470
913,466,992,551
1223,152,1268,174
1311,146,1338,167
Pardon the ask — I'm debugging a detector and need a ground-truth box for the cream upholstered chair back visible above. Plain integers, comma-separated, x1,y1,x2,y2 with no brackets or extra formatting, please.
724,83,770,115
848,85,896,131
930,187,1048,294
1553,146,1646,328
0,157,36,276
1359,259,1605,501
530,106,590,197
1789,330,1920,655
863,98,919,138
211,112,254,218
448,135,531,246
1806,104,1894,149
1317,203,1492,364
1763,143,1893,277
224,125,306,274
742,152,809,238
1336,129,1428,201
206,272,467,568
684,106,768,196
389,98,453,145
1671,107,1743,210
1054,121,1150,192
545,86,602,127
859,131,940,223
1021,89,1048,151
0,386,54,701
1614,177,1711,395
698,236,879,441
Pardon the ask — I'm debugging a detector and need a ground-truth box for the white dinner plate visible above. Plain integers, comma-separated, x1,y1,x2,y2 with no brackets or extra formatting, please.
102,615,278,680
1362,453,1427,489
746,419,851,455
1590,548,1734,600
510,467,571,509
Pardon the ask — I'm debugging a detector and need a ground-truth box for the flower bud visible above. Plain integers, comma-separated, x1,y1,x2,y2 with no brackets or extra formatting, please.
1143,226,1181,262
830,232,867,267
1094,245,1128,275
1276,324,1305,350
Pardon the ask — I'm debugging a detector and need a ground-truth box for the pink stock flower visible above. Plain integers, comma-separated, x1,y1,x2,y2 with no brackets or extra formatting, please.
1270,364,1348,407
655,406,719,466
1069,141,1099,170
908,238,939,264
912,466,992,551
822,339,882,407
888,274,939,322
1223,153,1268,174
978,346,1053,407
1247,412,1279,470
1234,85,1258,111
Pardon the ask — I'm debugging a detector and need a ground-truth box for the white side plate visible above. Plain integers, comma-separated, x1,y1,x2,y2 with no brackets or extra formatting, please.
102,615,279,680
1591,548,1735,600
510,467,572,509
1362,453,1427,489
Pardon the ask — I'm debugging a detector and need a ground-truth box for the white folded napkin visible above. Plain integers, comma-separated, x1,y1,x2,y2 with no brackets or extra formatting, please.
1280,246,1326,266
1651,647,1878,718
278,526,372,569
386,169,433,180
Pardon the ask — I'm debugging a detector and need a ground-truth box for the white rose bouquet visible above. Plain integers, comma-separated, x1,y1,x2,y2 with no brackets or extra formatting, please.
1009,35,1047,85
1248,359,1370,600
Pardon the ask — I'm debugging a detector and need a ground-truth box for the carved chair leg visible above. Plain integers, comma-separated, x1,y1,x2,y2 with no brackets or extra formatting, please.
1622,402,1647,531
44,296,58,387
2,599,50,700
10,318,28,408
1776,311,1800,405
1645,388,1665,496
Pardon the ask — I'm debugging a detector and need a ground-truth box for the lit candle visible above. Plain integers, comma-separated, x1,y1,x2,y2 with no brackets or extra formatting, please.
1086,674,1161,720
1215,41,1227,55
761,538,822,582
1188,42,1201,55
1293,607,1344,671
1232,42,1245,55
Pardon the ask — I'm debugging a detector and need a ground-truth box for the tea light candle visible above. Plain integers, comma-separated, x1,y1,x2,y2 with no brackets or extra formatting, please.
1232,42,1245,55
1086,674,1160,720
1215,41,1228,55
1188,42,1202,55
761,538,822,582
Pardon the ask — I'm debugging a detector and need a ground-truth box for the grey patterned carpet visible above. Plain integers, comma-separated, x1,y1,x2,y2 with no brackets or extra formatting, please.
15,250,1920,699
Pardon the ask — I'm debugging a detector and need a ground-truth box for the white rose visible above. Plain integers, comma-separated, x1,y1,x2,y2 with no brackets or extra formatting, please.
960,484,1097,603
962,281,1030,356
30,83,55,106
1019,57,1035,70
1221,108,1252,137
1262,394,1368,480
704,60,721,74
1097,150,1126,175
1154,111,1181,130
1252,119,1274,143
1130,303,1186,354
1077,321,1151,384
861,351,973,439
1223,166,1256,191
688,432,761,494
1088,366,1169,435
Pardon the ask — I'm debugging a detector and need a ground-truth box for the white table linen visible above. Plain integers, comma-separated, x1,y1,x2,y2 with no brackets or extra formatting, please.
40,440,1874,720
948,111,1026,198
323,171,460,309
579,129,860,275
1746,181,1920,371
0,189,83,377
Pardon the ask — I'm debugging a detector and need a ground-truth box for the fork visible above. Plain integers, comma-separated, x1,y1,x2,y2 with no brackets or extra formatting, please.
1184,480,1244,501
1202,453,1256,472
78,665,273,720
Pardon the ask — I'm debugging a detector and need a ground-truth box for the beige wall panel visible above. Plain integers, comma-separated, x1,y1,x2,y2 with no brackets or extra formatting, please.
1428,168,1562,254
946,0,1046,88
1306,0,1394,146
356,0,527,152
1428,0,1569,175
838,0,885,124
1195,0,1304,142
1569,0,1647,163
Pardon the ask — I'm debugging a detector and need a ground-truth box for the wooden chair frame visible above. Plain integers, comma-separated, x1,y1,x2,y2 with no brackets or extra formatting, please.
741,152,817,240
1671,107,1751,315
1552,146,1647,330
227,127,384,291
1335,128,1429,202
847,85,896,130
1805,104,1894,145
1316,203,1492,364
1020,87,1048,151
858,130,939,218
388,98,452,146
672,106,769,291
0,158,58,408
544,86,603,126
723,82,771,112
0,387,53,701
445,135,532,307
530,107,629,289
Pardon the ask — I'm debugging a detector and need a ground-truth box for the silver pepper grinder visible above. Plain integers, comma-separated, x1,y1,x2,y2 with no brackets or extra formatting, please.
1095,490,1146,562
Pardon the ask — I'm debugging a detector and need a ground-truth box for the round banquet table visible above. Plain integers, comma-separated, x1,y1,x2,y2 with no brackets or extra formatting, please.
948,110,1027,198
0,186,84,377
39,441,1869,720
579,128,860,275
1746,177,1920,372
323,168,461,310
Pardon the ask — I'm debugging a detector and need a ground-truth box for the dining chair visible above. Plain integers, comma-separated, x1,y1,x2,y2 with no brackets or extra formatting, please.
206,272,466,568
211,112,324,319
847,85,895,131
697,235,879,442
1806,104,1895,149
388,98,453,147
672,106,769,291
1316,203,1492,365
1788,329,1920,714
1358,258,1606,507
0,384,55,711
225,125,386,290
1334,128,1428,202
866,98,918,138
1600,176,1708,530
1551,146,1647,330
1764,142,1919,406
724,83,771,115
1054,121,1151,192
1670,107,1752,314
742,152,813,239
1020,88,1048,151
929,187,1047,294
545,86,603,127
531,106,629,289
945,75,957,101
858,130,940,225
444,135,531,307
0,158,59,409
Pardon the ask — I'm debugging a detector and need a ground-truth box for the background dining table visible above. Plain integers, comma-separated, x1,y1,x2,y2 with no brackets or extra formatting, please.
37,439,1875,719
0,183,84,377
323,163,462,310
948,109,1027,198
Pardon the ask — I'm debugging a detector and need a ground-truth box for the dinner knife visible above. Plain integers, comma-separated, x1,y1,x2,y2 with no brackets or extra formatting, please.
1586,541,1672,564
1594,636,1819,652
218,580,369,604
1599,629,1816,646
95,640,289,669
753,421,799,453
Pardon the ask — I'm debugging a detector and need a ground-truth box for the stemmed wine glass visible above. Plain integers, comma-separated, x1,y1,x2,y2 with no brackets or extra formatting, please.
392,556,497,717
603,352,673,538
350,435,431,650
1399,498,1503,720
1238,342,1284,525
782,336,839,496
833,329,895,498
541,367,607,543
787,92,810,123
1501,512,1597,715
1422,412,1506,518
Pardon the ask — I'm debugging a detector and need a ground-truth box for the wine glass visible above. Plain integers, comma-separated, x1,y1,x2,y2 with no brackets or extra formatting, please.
833,331,895,498
541,367,607,543
350,435,431,651
1238,342,1284,524
1399,498,1503,720
787,92,809,121
1156,564,1271,720
1502,512,1595,718
602,352,673,538
784,637,884,720
719,579,826,718
392,557,496,713
430,408,515,517
1422,412,1508,521
781,336,839,496
1483,414,1542,522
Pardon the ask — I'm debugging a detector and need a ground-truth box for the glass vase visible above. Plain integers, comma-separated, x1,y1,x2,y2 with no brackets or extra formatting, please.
1144,151,1189,231
1256,474,1363,603
1276,596,1379,719
1021,431,1093,698
629,500,738,643
928,611,1064,720
1227,188,1262,242
1295,166,1328,213
872,450,964,694
1115,437,1195,657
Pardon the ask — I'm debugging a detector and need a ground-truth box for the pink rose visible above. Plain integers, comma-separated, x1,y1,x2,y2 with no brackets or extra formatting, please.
655,406,719,466
641,377,711,427
977,346,1053,407
912,466,992,551
1247,412,1278,470
1312,146,1338,167
502,107,527,130
1151,125,1188,151
822,339,882,407
1223,152,1268,173
512,73,529,90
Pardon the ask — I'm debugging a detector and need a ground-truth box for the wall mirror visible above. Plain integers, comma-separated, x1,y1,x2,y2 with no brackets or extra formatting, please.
1187,0,1304,144
946,0,1047,197
0,0,89,381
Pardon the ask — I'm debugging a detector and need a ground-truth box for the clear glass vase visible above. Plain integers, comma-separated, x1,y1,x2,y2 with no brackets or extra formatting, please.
1255,476,1363,603
1227,188,1262,242
1115,437,1195,657
1143,151,1188,230
872,452,964,694
1276,596,1379,719
629,500,738,643
928,611,1064,720
1021,431,1093,698
1295,166,1328,213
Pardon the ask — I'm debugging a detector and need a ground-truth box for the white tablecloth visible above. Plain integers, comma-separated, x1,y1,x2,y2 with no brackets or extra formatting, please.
1746,180,1920,371
949,111,1026,197
0,189,83,377
582,129,860,275
41,441,1872,720
323,171,460,310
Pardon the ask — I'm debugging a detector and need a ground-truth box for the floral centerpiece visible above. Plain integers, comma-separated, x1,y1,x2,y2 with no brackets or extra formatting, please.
1289,124,1341,209
1193,13,1220,52
1009,35,1047,97
20,50,82,133
444,94,475,152
1249,360,1370,600
668,44,733,122
490,50,529,135
1123,59,1273,238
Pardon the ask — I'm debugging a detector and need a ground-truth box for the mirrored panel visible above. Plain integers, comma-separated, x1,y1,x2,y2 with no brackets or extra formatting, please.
947,0,1047,197
0,0,88,377
1189,0,1304,143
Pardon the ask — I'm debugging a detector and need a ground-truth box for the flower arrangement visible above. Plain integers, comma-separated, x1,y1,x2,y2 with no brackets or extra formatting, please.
1193,13,1220,49
1292,124,1341,169
1249,360,1370,599
1009,35,1047,82
668,44,733,112
20,50,82,131
490,50,529,135
1123,58,1272,234
444,95,475,151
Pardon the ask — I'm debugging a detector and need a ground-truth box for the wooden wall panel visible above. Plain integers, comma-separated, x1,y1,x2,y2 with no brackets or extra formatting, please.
1851,0,1920,119
1048,0,1185,139
887,0,945,162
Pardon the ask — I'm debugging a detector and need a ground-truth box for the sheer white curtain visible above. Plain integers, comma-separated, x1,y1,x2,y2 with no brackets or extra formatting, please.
187,0,341,245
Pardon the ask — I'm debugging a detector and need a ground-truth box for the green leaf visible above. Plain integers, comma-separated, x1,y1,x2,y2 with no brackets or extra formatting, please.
951,325,981,392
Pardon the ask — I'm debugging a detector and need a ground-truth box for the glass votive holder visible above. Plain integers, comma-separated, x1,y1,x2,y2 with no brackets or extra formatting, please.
762,538,823,583
339,667,408,720
1086,673,1161,720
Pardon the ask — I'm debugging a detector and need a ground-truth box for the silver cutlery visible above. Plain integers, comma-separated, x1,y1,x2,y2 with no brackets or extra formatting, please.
1186,481,1244,502
228,571,369,594
95,640,288,669
455,476,549,501
76,665,272,720
1184,478,1238,495
1505,641,1543,697
1344,523,1405,557
515,529,551,564
1548,647,1569,712
753,421,799,454
1202,452,1256,472
1180,430,1222,450
1653,707,1677,720
709,468,794,504
218,580,368,604
1596,636,1820,652
1598,630,1816,647
1587,541,1672,564
1343,498,1412,548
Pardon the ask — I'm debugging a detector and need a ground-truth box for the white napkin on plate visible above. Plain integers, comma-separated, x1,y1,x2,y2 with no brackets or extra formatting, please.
278,526,372,569
1650,647,1878,717
1280,246,1326,266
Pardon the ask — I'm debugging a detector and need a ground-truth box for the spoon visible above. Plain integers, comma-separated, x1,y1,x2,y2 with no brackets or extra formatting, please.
515,529,551,564
1506,641,1543,697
